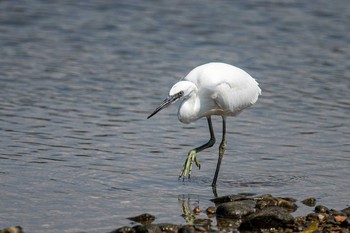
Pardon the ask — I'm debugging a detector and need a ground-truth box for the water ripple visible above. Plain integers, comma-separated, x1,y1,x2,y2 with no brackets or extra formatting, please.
1,0,350,232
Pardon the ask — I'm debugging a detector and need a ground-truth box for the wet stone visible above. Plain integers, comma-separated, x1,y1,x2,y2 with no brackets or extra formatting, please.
206,206,216,214
210,194,252,205
280,197,297,203
110,226,136,233
302,197,317,207
315,205,330,214
193,226,207,233
132,224,161,233
306,213,320,221
178,225,195,233
334,215,347,223
256,197,297,212
128,213,156,224
193,206,201,214
239,206,294,231
193,218,212,226
341,207,350,217
157,223,178,232
340,217,350,228
216,200,256,218
329,208,346,217
97,195,350,233
216,217,241,230
251,193,273,201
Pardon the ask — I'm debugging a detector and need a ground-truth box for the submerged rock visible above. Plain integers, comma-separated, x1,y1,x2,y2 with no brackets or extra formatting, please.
315,205,330,214
302,197,317,207
127,213,156,225
210,193,254,205
110,226,135,233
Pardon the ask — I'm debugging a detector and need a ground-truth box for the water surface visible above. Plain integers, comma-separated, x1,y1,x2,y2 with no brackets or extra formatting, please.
1,1,349,232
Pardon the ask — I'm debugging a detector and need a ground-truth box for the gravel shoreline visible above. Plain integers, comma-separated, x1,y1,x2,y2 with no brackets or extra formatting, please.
2,194,349,233
111,194,350,233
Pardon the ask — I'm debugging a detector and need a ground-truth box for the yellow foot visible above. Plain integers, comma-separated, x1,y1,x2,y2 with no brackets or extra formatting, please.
179,150,200,180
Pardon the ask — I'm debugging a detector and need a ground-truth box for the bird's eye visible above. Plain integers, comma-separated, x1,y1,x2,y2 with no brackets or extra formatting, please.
179,91,184,96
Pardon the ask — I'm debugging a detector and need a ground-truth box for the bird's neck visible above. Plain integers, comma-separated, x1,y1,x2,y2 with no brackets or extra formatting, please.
178,95,200,124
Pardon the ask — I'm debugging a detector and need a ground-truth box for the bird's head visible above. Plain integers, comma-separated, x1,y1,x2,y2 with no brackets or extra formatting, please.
147,81,196,119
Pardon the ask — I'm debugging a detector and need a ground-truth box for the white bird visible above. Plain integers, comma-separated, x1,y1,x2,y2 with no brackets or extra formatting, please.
148,62,261,187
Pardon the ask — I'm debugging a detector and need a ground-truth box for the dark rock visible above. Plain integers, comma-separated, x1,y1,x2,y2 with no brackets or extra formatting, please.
325,219,338,226
157,223,178,232
251,194,273,201
256,197,297,212
341,207,350,217
280,197,297,203
216,217,241,230
315,205,330,214
193,226,207,233
206,206,216,214
302,197,317,207
132,224,161,233
110,226,136,233
193,218,212,226
329,208,345,217
210,194,252,205
216,200,256,218
128,213,156,224
239,206,294,231
178,225,195,233
306,213,320,221
340,217,350,228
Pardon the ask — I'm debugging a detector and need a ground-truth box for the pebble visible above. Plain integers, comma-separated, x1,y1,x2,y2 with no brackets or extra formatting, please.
206,206,216,214
335,215,348,223
193,206,201,214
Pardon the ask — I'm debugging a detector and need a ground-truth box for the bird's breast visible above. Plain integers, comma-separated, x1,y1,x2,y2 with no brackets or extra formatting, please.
177,97,201,124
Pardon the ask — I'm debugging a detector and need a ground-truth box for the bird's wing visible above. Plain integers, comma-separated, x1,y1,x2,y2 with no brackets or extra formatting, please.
213,81,259,115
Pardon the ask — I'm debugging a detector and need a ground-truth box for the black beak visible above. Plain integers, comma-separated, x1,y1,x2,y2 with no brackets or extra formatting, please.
147,92,182,119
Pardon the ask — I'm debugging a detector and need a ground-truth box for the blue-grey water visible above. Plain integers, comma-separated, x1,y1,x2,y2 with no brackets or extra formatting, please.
1,0,349,232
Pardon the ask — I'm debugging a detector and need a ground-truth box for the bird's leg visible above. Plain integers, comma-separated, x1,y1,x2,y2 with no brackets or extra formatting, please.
179,116,216,180
212,116,227,187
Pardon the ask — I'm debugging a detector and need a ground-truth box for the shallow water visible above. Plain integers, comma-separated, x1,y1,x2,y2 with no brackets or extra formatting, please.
1,0,350,232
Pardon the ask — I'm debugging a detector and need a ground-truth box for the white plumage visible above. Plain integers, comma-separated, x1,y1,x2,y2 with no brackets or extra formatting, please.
170,62,261,123
148,62,261,187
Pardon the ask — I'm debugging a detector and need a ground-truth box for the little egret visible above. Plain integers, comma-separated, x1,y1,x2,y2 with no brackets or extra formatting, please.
147,62,261,187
